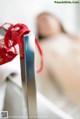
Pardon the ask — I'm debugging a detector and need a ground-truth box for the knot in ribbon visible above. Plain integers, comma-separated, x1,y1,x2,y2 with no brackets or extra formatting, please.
0,23,43,73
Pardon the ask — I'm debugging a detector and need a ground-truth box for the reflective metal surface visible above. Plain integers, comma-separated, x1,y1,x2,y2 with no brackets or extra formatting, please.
20,33,37,119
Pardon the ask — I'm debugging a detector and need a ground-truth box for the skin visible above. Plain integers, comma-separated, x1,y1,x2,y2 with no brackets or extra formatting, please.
37,14,62,38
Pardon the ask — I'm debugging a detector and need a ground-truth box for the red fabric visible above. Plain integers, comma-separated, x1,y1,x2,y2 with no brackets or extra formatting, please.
0,47,17,65
0,23,43,72
35,39,43,73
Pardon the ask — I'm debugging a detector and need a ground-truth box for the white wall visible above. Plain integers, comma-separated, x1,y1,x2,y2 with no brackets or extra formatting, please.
0,0,38,32
0,0,79,34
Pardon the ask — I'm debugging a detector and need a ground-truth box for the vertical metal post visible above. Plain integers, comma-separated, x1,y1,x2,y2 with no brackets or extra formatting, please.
20,33,37,119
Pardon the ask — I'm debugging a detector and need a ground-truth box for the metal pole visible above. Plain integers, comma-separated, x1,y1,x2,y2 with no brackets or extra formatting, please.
20,33,37,119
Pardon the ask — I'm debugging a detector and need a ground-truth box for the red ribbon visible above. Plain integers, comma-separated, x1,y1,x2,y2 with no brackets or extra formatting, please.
0,23,43,73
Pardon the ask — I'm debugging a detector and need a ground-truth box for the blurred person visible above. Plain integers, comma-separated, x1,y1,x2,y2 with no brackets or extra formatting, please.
37,12,79,40
36,12,80,110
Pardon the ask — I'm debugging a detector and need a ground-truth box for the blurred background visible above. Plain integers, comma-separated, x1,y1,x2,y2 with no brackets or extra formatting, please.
0,0,80,34
0,0,80,119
